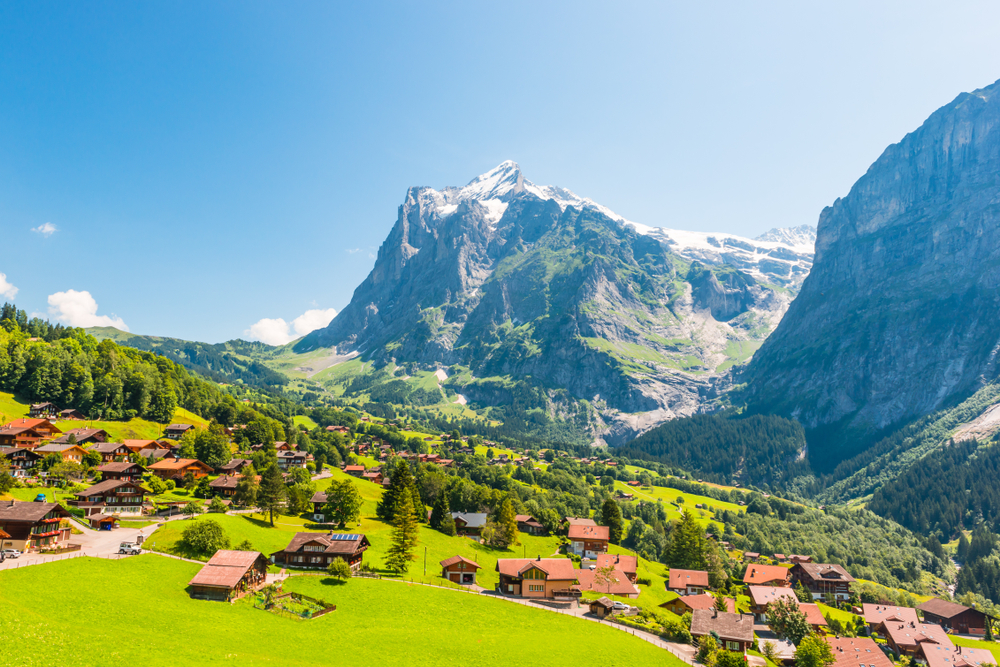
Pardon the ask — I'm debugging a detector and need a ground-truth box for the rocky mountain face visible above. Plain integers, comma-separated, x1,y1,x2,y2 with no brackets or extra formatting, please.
742,78,1000,470
300,162,813,442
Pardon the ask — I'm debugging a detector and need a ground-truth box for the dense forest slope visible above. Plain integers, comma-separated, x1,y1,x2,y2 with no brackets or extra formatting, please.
742,78,1000,471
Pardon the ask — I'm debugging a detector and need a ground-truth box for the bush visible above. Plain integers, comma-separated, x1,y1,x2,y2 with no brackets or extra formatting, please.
327,557,351,581
181,519,230,555
208,496,227,513
234,539,255,551
636,576,652,586
165,479,176,491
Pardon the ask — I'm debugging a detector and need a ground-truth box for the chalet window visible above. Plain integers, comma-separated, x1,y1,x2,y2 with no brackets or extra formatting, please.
728,642,739,651
529,584,544,592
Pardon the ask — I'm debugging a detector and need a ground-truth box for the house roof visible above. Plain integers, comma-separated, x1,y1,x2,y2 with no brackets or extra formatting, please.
565,516,597,527
273,532,370,556
800,603,829,627
591,596,615,609
883,622,954,650
663,594,737,613
668,568,710,590
575,568,640,596
88,441,130,453
210,475,243,489
495,558,578,581
922,645,995,667
825,637,895,667
451,512,488,528
567,524,610,541
188,550,264,589
97,461,144,473
743,564,790,585
794,562,856,583
35,444,86,455
594,553,638,574
440,555,481,569
344,465,365,472
310,491,328,504
0,500,69,523
123,439,159,450
148,458,211,471
52,428,107,443
220,459,251,470
863,604,920,627
2,418,60,433
748,585,799,608
74,479,149,497
918,599,977,620
690,609,755,643
165,424,194,431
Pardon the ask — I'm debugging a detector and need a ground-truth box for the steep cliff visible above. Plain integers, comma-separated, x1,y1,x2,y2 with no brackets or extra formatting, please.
299,162,808,441
743,78,1000,469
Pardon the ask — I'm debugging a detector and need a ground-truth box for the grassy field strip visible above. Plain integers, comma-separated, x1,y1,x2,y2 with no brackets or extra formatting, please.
0,556,683,666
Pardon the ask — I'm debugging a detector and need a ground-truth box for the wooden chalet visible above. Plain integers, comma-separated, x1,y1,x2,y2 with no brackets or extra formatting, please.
88,515,118,530
189,550,269,601
138,447,178,462
122,439,160,454
3,447,42,478
790,562,855,601
667,568,710,596
73,479,149,516
57,409,86,420
440,555,481,585
344,464,366,477
325,425,350,435
451,512,488,535
272,441,295,452
34,443,87,463
690,609,756,652
148,458,213,480
574,567,640,598
209,475,248,498
361,471,383,484
567,524,609,559
97,461,145,483
4,418,61,439
29,402,59,419
743,563,791,587
163,424,195,440
515,514,547,536
496,557,580,598
86,441,132,462
918,598,992,636
276,450,308,470
825,637,895,667
271,532,370,569
661,593,736,616
218,458,252,475
0,500,72,552
0,417,64,448
51,428,108,446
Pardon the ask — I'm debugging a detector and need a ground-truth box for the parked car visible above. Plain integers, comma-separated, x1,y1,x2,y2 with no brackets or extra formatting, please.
612,601,629,611
118,542,142,555
1,548,22,559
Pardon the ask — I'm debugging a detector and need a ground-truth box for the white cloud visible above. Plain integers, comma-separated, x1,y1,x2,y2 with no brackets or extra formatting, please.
47,290,129,331
32,222,57,237
346,248,361,254
245,308,338,346
0,273,18,299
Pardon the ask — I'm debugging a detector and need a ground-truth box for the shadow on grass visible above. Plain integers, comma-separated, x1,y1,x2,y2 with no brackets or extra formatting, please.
319,577,348,586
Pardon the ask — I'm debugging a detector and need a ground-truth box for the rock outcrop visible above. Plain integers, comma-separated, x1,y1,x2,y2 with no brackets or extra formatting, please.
743,78,1000,467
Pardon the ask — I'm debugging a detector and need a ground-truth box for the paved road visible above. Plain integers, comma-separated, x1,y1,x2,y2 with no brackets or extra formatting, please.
0,519,146,571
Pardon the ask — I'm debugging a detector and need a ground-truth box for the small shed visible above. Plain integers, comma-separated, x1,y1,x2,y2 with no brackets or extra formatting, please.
440,555,481,585
88,515,119,531
590,597,615,618
189,550,269,601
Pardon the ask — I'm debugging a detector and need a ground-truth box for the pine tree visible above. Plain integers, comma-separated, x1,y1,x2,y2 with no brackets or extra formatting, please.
410,484,425,523
429,490,450,531
377,460,417,523
384,493,419,574
601,497,624,545
492,497,520,547
666,509,707,570
258,463,286,527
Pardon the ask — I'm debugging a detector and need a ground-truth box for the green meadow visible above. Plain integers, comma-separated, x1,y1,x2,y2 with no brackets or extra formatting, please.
0,556,682,667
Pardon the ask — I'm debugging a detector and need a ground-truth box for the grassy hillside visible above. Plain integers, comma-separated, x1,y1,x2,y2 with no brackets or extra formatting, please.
0,391,209,440
0,556,679,667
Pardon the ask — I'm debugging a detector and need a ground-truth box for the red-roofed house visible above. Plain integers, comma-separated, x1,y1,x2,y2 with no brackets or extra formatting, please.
440,555,481,585
743,564,791,587
667,568,710,596
496,557,579,598
883,621,953,657
575,567,640,598
921,644,995,667
188,550,269,601
748,585,799,622
863,604,920,635
661,593,736,616
567,524,609,559
594,553,637,582
825,637,895,667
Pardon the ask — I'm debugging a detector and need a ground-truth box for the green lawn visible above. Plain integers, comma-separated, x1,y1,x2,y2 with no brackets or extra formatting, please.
0,556,680,666
293,415,317,430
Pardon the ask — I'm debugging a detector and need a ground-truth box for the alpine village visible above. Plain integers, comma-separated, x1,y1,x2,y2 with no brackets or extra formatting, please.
7,15,1000,667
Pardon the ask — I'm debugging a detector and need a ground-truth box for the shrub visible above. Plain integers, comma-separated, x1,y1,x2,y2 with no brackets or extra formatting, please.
636,576,652,586
208,496,227,513
327,557,351,581
165,479,176,491
181,519,230,555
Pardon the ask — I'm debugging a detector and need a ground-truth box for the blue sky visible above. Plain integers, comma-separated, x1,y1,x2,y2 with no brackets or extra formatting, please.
2,1,1000,343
